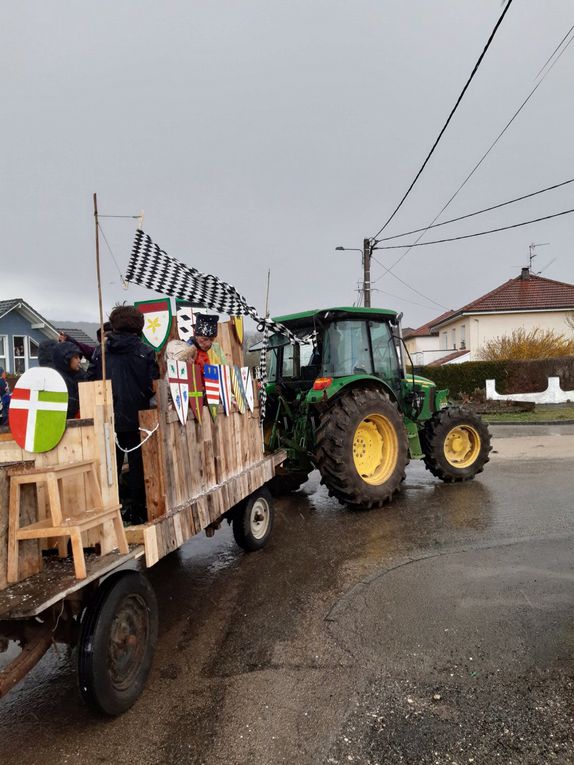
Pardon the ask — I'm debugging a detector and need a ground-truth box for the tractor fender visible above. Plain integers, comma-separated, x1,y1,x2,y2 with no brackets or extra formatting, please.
306,375,400,408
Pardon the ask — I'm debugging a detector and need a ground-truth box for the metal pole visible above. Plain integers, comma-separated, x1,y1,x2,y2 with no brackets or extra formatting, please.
93,193,114,485
363,238,371,307
93,193,107,389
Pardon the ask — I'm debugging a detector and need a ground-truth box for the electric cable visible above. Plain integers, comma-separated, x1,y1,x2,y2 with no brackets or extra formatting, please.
381,24,574,273
534,22,574,79
371,0,515,241
371,255,450,310
374,207,574,249
97,222,128,287
376,177,574,243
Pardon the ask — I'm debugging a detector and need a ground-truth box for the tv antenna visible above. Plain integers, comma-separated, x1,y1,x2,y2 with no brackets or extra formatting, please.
528,242,550,270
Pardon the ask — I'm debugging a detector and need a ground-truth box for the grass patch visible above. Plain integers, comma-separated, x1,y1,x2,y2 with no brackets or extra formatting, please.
482,403,574,423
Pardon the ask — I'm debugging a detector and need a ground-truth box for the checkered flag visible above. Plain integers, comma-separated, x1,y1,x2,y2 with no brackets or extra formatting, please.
126,230,297,342
125,230,298,419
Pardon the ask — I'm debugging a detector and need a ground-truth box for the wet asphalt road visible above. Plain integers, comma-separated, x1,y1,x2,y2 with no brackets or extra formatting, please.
1,425,574,764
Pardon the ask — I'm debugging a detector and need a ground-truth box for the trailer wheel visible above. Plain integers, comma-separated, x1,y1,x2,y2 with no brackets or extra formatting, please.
232,488,274,551
78,570,158,716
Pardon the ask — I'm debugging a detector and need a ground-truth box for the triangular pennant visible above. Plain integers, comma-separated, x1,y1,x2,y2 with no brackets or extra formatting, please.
135,298,172,351
231,316,244,345
241,367,255,413
231,366,246,414
217,365,233,416
167,358,189,425
203,364,221,407
187,362,205,422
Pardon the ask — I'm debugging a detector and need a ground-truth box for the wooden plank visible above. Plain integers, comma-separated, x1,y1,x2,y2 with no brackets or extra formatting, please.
0,547,143,620
157,381,177,511
139,408,166,520
143,525,159,567
0,462,41,590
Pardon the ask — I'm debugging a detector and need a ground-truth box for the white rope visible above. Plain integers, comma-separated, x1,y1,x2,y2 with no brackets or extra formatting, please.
115,424,159,453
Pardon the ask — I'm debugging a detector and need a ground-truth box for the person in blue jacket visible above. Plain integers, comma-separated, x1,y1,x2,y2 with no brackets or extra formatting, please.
0,367,10,426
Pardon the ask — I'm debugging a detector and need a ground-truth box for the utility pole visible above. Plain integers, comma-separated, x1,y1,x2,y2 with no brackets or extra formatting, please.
363,238,372,307
335,239,373,306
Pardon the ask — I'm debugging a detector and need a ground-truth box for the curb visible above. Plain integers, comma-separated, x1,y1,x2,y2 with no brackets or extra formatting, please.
484,419,574,426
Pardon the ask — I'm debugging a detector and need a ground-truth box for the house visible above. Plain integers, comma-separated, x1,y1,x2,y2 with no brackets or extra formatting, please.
404,268,574,366
0,299,96,375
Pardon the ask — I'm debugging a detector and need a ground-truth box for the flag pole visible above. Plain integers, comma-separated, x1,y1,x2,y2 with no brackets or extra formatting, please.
93,193,107,392
93,193,114,485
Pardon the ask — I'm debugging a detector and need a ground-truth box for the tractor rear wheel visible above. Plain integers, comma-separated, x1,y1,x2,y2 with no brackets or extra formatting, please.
315,388,409,509
420,406,491,483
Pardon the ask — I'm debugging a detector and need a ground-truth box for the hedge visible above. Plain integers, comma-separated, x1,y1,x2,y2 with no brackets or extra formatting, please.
413,356,574,398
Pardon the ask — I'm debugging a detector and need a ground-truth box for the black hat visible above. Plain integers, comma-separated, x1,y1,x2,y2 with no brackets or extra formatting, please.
194,313,218,338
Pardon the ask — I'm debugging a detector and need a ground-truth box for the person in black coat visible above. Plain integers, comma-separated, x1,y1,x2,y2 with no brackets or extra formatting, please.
50,342,87,419
88,305,159,523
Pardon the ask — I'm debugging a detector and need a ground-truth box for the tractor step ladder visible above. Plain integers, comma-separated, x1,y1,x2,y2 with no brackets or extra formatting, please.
7,459,128,581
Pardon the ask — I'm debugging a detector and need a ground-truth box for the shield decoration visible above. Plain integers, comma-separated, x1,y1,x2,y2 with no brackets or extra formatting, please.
231,316,244,345
167,358,189,425
135,299,172,351
187,362,205,422
217,365,233,416
9,367,68,453
176,301,196,342
203,364,220,420
231,366,246,414
241,367,255,413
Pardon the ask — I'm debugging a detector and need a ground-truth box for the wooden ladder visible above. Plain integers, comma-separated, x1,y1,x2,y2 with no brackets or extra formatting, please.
7,459,129,581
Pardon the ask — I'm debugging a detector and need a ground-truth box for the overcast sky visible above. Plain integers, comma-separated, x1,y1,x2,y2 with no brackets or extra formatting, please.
2,1,573,330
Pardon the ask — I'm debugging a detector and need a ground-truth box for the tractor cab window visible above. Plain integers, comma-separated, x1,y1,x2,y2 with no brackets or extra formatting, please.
280,331,315,380
369,320,401,382
322,321,373,377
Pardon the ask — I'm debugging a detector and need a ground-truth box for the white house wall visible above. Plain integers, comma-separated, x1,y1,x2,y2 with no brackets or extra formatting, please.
404,335,443,367
436,310,574,361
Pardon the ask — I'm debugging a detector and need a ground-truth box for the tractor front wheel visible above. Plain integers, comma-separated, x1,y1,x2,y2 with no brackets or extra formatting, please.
315,388,409,509
421,406,491,483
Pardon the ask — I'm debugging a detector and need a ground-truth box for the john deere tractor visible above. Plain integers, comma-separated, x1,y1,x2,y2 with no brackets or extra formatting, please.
262,307,491,509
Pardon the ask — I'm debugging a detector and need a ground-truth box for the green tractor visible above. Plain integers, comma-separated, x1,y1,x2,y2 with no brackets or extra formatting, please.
261,307,491,508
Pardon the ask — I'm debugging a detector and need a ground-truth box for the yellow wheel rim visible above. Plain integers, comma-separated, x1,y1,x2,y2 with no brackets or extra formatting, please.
443,425,481,468
352,414,398,485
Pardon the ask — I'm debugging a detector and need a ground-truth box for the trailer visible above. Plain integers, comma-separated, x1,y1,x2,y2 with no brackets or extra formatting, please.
0,323,285,715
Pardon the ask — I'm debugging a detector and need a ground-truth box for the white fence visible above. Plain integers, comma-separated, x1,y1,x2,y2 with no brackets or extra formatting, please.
485,376,574,404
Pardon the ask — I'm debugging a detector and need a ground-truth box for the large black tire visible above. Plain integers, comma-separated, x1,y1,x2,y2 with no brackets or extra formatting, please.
268,470,309,497
78,571,158,716
232,487,275,551
420,406,491,483
315,388,409,509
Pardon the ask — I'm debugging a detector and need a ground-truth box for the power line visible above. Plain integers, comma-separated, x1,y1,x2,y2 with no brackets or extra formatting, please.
371,0,515,240
534,22,574,79
383,24,574,273
374,208,574,250
371,255,450,310
376,177,574,243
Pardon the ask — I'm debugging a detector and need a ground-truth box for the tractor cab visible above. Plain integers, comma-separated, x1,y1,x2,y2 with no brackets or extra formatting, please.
266,307,404,402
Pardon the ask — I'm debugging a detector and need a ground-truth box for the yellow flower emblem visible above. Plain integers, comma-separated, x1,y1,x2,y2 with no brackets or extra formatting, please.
146,317,161,334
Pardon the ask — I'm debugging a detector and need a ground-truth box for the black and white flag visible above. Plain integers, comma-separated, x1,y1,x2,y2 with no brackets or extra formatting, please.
125,229,297,419
125,229,297,341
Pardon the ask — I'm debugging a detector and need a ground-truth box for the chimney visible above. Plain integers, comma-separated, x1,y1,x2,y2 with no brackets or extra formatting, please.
520,267,530,280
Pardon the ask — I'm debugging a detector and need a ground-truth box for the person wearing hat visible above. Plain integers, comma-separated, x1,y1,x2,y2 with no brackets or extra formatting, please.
186,313,226,372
